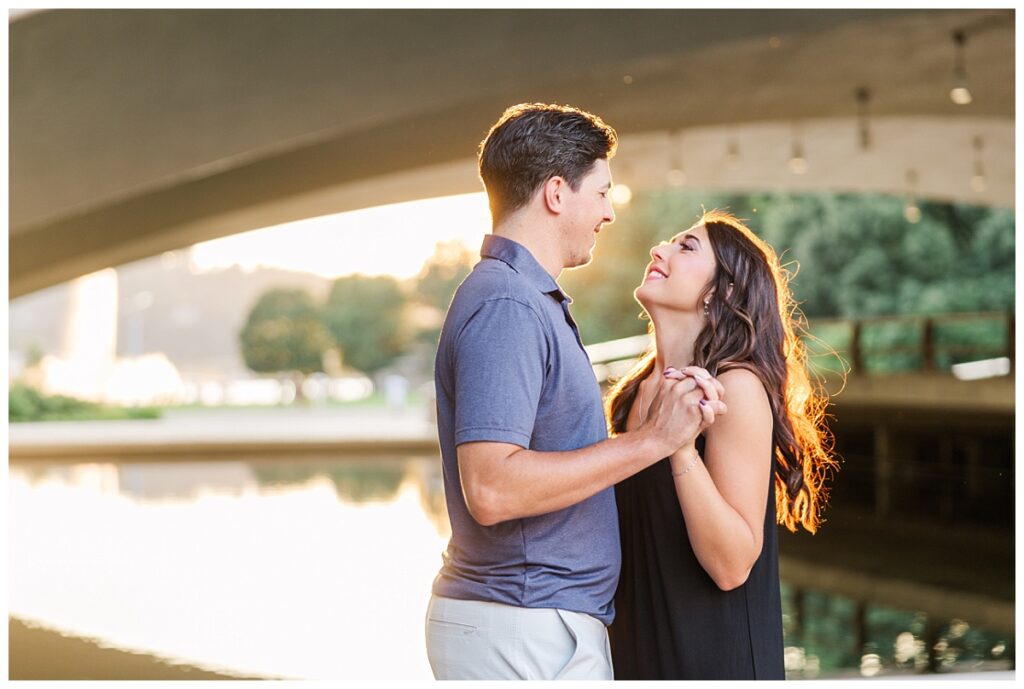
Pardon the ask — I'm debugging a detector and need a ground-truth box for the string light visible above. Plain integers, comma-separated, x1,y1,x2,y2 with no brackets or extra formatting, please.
726,137,740,168
970,135,987,192
903,169,921,223
666,130,686,187
950,30,973,105
611,183,633,206
788,124,808,175
856,87,872,151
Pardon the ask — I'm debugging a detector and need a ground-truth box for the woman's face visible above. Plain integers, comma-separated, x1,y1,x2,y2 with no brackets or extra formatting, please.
635,222,718,315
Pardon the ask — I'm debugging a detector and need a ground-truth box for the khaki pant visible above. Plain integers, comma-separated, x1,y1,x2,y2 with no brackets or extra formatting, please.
425,594,613,680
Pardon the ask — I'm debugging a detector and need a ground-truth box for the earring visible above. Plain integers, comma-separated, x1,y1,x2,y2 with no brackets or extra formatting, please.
703,299,710,316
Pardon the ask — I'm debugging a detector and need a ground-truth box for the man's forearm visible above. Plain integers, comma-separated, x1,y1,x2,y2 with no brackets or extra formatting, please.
460,430,667,526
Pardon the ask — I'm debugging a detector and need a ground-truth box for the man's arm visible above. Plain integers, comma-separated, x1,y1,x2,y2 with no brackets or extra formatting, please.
449,297,722,526
458,374,716,526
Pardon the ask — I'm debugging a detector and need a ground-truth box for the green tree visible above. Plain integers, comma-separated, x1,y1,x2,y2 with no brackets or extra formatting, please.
753,193,1015,318
558,189,1013,368
412,240,477,344
416,240,476,312
24,342,44,368
239,288,330,392
322,275,408,375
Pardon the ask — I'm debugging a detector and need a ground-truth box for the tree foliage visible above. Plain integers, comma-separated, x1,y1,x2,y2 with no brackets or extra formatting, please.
237,192,1012,383
322,275,408,374
560,189,750,345
412,240,477,345
240,288,329,376
415,240,477,312
561,189,1014,347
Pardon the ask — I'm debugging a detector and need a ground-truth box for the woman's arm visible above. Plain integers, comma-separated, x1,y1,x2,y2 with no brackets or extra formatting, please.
669,367,774,590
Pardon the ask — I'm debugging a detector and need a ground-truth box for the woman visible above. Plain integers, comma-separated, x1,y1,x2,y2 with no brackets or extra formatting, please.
606,210,838,680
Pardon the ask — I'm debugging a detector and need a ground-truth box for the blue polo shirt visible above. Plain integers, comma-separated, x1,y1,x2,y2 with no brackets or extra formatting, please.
431,234,620,625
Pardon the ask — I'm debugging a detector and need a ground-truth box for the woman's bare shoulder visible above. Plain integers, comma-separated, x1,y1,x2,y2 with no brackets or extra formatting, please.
716,366,769,403
705,366,773,453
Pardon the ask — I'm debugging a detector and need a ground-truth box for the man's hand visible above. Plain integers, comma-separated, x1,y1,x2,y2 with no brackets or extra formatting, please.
640,367,727,457
672,365,727,436
455,366,728,527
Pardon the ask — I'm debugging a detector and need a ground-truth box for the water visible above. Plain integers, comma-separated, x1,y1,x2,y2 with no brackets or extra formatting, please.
780,587,1013,678
8,456,1013,679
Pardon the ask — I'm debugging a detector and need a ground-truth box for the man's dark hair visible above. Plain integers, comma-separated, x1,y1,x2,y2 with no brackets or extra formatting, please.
478,103,618,224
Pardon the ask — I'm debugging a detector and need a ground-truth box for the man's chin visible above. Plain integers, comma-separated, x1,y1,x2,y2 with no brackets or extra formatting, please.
567,253,593,269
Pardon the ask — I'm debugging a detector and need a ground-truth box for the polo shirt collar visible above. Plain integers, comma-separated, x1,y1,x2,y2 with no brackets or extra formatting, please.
480,234,569,302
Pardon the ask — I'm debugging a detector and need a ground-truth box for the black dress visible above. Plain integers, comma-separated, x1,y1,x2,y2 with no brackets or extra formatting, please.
609,437,786,680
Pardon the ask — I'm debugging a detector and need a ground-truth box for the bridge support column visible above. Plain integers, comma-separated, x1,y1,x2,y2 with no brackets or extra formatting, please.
964,437,982,500
874,425,894,518
939,431,955,521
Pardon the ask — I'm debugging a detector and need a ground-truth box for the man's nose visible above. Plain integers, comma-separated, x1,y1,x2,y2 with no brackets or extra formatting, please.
604,201,615,225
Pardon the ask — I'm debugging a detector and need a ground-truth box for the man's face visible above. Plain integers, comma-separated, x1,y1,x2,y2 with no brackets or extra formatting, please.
559,158,615,269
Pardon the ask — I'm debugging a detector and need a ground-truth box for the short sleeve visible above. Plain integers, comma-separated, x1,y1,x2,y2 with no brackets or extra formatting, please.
452,298,548,448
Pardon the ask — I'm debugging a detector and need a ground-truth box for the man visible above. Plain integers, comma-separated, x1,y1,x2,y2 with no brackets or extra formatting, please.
425,103,716,680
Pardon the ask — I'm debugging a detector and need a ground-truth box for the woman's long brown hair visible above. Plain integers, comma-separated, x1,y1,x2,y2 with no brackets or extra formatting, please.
605,209,838,533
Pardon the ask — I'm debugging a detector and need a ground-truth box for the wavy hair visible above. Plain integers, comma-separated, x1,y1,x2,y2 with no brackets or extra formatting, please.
605,209,838,533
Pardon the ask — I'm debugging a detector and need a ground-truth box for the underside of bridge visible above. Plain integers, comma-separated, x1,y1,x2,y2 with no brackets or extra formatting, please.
9,8,1014,296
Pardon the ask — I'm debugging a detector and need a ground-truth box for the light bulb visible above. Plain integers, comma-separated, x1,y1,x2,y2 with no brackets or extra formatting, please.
610,184,633,207
726,140,740,168
950,84,973,105
950,31,973,105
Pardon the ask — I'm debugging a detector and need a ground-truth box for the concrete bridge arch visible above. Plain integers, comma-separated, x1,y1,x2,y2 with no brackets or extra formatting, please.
10,8,1014,296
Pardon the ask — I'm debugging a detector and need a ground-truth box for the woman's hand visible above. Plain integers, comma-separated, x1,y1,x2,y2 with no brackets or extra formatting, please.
663,366,727,450
639,372,704,458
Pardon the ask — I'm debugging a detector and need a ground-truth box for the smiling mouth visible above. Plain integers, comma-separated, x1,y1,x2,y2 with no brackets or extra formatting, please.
646,267,668,281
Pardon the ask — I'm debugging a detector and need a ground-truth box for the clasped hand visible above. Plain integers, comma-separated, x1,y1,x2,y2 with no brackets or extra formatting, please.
642,366,727,458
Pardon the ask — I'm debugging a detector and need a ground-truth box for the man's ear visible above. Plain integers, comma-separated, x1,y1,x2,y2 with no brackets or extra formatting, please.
542,176,567,215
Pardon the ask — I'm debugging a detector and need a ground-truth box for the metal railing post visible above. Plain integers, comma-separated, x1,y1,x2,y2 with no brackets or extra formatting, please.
850,319,863,374
921,317,935,373
1008,313,1015,372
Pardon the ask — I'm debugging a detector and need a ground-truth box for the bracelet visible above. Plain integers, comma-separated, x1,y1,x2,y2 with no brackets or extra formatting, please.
671,451,701,477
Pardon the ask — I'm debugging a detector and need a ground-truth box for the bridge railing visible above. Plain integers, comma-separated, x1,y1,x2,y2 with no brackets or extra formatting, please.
807,310,1014,376
587,311,1014,382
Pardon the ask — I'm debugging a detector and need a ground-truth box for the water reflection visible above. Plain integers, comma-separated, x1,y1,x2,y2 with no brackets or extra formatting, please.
10,457,450,679
781,585,1014,678
9,616,255,680
8,457,1013,679
258,461,396,497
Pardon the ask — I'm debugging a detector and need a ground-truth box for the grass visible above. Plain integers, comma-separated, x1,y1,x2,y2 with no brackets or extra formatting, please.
9,383,162,422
